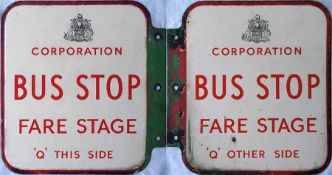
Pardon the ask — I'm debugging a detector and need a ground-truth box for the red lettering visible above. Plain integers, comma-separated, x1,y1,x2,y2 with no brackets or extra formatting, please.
231,74,243,100
257,74,269,99
91,74,105,100
51,74,63,100
128,74,140,100
212,75,226,99
106,75,123,100
76,74,89,100
200,118,210,133
14,75,27,100
271,74,284,99
212,48,219,56
308,74,320,99
286,74,302,99
32,47,38,55
195,75,208,100
19,119,29,134
31,75,46,100
127,119,137,134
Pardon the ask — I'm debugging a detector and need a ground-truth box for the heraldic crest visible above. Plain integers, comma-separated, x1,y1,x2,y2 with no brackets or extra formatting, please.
242,14,271,43
64,14,94,42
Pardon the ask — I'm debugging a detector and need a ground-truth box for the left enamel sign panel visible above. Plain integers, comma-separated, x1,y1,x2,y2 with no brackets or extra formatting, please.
2,2,148,173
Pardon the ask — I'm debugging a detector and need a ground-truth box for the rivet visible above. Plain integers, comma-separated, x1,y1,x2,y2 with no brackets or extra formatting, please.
173,84,180,91
174,136,178,141
156,136,161,141
154,84,161,92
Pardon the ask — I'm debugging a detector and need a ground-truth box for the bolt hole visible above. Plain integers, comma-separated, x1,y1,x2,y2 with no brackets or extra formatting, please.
232,136,236,142
154,84,161,92
173,83,185,93
154,33,162,41
178,111,184,118
156,136,161,141
180,84,185,92
174,136,178,141
173,84,180,92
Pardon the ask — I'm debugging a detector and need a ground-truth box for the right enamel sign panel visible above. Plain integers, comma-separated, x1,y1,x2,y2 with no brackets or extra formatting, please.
184,2,331,174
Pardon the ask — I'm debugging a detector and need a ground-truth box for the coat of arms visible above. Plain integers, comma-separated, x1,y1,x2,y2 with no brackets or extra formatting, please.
64,14,94,42
242,14,271,43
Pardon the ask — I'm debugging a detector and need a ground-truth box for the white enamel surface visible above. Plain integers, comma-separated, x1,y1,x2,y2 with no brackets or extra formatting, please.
3,5,147,170
186,5,329,171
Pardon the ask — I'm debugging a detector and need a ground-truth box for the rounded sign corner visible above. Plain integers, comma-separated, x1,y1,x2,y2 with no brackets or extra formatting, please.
310,155,331,174
1,150,25,175
182,1,208,27
1,1,24,26
312,149,332,175
124,1,151,27
181,153,201,175
132,156,149,174
305,1,332,23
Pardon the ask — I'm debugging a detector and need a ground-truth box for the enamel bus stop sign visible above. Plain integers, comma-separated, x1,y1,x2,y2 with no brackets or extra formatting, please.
184,2,331,174
2,1,151,173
